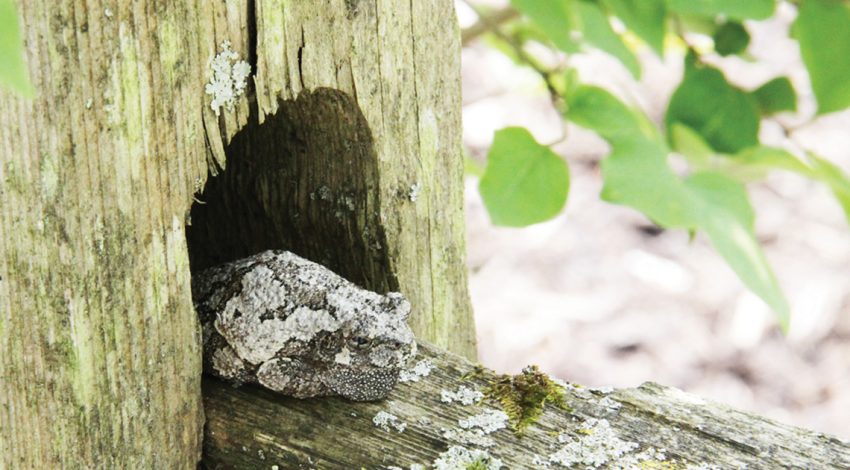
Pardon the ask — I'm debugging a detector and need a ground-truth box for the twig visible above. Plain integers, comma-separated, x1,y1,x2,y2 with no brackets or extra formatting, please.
461,7,521,46
461,2,562,107
460,1,569,143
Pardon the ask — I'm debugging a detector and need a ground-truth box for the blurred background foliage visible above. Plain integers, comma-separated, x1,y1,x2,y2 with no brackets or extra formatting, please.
465,0,850,331
0,0,34,98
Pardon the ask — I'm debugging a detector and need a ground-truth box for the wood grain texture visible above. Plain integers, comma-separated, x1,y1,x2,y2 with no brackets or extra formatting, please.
0,1,208,467
202,340,850,470
1,0,472,466
193,0,476,358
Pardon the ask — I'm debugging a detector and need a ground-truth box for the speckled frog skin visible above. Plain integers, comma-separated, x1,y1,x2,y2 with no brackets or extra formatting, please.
192,250,417,401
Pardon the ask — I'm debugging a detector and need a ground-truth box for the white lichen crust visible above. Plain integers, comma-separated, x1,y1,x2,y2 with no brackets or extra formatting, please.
434,446,503,470
193,250,417,401
373,411,408,433
398,359,434,383
441,386,484,405
205,40,250,116
548,418,640,468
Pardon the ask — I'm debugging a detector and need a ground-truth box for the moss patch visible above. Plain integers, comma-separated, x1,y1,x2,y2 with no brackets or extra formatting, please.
482,365,572,435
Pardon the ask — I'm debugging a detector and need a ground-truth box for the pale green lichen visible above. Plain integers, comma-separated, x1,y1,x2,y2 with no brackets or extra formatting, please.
433,446,503,470
399,359,434,383
438,377,510,448
157,15,181,86
373,411,407,433
596,396,623,411
206,41,250,116
408,183,421,202
546,418,727,470
442,386,484,405
458,410,510,434
439,365,725,470
549,418,639,467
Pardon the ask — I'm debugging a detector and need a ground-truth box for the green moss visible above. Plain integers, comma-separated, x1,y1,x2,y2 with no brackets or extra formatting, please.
482,365,572,435
459,363,491,381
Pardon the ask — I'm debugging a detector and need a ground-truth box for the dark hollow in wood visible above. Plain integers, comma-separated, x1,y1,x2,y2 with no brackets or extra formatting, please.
186,88,395,294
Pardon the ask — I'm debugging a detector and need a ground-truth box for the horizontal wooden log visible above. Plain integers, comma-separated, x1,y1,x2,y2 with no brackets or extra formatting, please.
202,340,850,469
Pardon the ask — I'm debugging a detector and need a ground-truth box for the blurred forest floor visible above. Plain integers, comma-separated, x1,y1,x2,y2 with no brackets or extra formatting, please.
460,1,850,439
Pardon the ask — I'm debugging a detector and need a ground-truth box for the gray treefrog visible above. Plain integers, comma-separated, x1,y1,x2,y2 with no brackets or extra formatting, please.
192,250,417,401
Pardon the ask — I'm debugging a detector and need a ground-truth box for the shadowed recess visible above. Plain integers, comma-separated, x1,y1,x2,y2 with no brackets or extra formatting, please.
186,88,395,294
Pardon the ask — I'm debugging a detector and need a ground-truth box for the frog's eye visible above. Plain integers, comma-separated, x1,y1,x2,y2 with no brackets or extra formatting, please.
350,336,370,348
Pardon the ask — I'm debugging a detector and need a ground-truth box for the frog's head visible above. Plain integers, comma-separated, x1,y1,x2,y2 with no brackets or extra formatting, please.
317,291,417,401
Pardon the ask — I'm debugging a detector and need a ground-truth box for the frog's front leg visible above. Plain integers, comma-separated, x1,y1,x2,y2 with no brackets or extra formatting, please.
257,357,333,398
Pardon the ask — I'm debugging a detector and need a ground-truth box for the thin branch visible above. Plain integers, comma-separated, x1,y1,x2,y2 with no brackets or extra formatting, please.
462,2,562,108
461,7,521,46
461,2,569,143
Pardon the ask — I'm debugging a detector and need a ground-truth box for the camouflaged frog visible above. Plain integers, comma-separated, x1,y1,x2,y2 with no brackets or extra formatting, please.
192,250,417,401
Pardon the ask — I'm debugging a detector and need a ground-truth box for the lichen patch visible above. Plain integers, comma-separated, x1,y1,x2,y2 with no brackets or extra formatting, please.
442,386,485,405
459,410,510,434
548,419,638,467
373,411,407,433
399,359,434,383
205,41,250,116
433,446,503,470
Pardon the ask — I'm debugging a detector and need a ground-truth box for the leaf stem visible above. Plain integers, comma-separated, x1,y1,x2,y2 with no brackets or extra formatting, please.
460,1,566,124
461,6,521,46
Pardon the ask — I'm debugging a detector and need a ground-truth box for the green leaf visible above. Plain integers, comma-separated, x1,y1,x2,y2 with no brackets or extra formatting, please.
550,67,581,102
504,15,557,46
600,0,666,56
667,0,775,21
600,136,698,228
465,155,485,178
0,0,35,98
479,127,570,227
720,147,850,230
721,146,813,182
670,126,811,184
685,171,755,231
485,17,559,68
511,0,581,53
567,85,643,141
600,146,789,329
792,0,850,115
684,172,789,330
511,0,643,79
734,147,811,175
713,21,750,57
570,86,789,328
575,0,641,79
677,13,720,36
751,77,797,115
809,154,850,227
669,122,714,170
666,62,760,154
